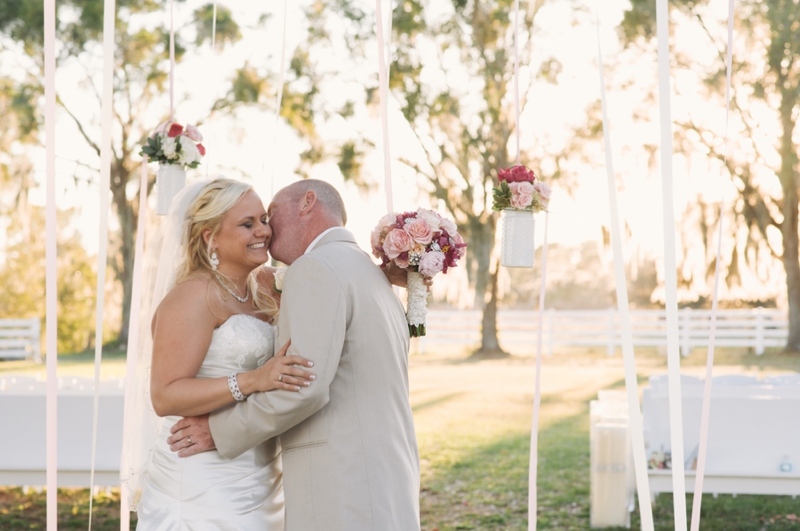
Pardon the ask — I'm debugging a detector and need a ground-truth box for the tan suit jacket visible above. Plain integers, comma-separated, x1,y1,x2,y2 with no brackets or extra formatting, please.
209,229,420,531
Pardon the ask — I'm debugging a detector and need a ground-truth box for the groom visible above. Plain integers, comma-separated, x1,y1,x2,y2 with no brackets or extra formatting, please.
169,179,421,531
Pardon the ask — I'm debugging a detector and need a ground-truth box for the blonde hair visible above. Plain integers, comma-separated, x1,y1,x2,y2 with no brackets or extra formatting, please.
176,178,278,317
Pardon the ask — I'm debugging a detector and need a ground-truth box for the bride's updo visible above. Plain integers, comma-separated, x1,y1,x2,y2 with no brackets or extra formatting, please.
176,178,278,317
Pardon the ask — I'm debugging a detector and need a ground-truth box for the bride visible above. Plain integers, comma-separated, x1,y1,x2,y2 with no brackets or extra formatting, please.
124,178,316,530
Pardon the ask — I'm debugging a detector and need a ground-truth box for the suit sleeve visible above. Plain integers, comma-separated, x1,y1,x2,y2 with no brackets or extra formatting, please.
209,255,346,459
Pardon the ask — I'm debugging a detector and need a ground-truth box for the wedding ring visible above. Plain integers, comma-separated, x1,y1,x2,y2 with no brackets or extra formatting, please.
187,436,192,445
279,374,283,382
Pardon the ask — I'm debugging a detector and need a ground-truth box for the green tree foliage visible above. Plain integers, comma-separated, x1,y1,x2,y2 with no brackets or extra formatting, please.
306,0,585,355
0,207,98,354
0,1,244,344
620,0,800,350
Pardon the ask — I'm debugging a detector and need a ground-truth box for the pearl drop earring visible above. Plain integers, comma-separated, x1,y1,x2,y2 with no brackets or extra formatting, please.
210,250,219,271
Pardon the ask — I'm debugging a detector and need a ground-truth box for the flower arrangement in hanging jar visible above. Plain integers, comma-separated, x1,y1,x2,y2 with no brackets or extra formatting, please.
140,122,206,215
491,165,551,268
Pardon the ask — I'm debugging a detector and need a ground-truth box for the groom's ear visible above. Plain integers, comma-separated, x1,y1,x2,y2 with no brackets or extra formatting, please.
298,190,318,217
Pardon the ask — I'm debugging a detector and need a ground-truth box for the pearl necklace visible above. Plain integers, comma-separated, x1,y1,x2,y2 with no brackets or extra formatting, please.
213,272,250,303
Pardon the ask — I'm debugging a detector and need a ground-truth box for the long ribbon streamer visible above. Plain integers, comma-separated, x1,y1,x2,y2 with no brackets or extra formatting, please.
270,0,289,197
375,0,394,213
656,1,688,528
527,213,548,531
169,0,175,120
120,158,149,531
88,1,117,528
207,1,217,178
513,0,521,165
689,2,734,529
43,1,58,529
594,5,655,529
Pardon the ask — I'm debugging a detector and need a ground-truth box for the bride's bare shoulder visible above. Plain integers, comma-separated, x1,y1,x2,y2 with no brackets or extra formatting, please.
152,276,220,330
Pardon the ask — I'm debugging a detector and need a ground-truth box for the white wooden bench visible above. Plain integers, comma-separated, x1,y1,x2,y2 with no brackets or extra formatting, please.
643,374,800,499
0,318,41,362
0,376,125,486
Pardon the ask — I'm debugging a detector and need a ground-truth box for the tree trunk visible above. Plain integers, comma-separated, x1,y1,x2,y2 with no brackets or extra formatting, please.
466,214,506,358
779,89,800,352
111,163,136,346
474,256,508,358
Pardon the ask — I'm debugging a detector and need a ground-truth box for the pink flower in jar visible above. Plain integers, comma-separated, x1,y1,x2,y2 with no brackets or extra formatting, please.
383,228,414,259
185,124,203,142
509,181,534,209
418,250,446,277
404,218,434,245
498,165,536,183
534,181,552,208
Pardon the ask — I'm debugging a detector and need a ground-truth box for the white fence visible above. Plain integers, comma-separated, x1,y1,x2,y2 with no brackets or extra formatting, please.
0,318,41,362
420,308,788,356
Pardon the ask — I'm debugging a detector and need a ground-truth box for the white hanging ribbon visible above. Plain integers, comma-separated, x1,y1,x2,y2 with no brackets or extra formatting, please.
88,1,117,528
120,158,149,531
513,0,521,165
594,5,655,529
269,0,289,198
689,2,734,529
43,1,58,529
207,1,217,178
375,0,394,213
169,0,175,121
656,1,688,528
527,213,548,531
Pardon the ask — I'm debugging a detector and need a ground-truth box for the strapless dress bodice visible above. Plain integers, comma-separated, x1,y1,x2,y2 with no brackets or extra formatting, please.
136,314,284,531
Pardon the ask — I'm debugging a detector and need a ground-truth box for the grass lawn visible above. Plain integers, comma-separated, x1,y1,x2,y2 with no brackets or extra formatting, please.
1,346,799,529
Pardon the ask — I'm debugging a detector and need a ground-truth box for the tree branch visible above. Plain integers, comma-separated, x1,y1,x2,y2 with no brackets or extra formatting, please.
57,96,101,157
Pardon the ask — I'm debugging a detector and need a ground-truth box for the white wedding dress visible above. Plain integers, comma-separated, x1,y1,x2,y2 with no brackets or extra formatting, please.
135,314,285,530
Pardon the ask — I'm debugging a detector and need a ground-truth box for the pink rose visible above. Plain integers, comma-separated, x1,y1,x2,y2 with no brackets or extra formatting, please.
404,218,433,244
383,228,414,259
508,181,534,195
510,192,534,209
418,251,446,277
534,181,551,200
185,124,203,142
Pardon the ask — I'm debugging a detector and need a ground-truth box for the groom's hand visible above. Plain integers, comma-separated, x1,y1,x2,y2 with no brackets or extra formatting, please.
168,414,216,457
384,262,433,290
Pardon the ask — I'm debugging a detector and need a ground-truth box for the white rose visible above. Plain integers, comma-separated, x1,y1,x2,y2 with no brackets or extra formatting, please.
273,267,287,293
439,217,457,236
180,139,202,166
416,209,441,231
161,136,178,160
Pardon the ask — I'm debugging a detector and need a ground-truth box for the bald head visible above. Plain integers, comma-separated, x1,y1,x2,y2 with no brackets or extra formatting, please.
283,179,347,225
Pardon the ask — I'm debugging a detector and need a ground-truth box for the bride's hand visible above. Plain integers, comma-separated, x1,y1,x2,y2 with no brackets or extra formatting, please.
240,339,316,393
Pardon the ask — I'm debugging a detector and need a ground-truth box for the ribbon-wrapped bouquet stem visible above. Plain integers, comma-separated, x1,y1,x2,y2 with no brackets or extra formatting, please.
371,209,467,337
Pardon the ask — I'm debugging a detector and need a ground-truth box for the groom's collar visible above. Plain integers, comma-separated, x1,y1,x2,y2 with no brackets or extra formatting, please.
304,226,353,255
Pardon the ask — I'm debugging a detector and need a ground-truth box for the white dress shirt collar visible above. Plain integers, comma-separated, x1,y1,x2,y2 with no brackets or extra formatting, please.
304,226,348,255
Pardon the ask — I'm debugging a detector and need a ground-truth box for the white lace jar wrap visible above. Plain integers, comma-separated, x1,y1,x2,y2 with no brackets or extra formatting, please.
500,209,535,268
406,271,428,337
156,163,187,215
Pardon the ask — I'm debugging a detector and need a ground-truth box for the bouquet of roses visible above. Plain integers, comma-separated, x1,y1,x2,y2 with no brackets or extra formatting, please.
371,208,466,337
140,122,205,168
491,165,551,213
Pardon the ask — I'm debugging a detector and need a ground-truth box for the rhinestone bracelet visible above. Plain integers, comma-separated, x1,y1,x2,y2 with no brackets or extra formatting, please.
227,373,247,401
